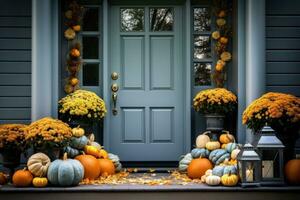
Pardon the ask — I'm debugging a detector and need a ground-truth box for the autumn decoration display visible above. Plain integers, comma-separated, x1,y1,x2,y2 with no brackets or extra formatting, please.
0,124,27,151
211,0,232,87
12,169,33,187
63,0,85,94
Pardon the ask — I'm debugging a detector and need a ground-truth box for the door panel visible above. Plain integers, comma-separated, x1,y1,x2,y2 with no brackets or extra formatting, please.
109,6,184,161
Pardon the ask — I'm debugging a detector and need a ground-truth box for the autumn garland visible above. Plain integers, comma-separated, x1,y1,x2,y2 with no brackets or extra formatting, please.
63,0,85,94
211,0,232,88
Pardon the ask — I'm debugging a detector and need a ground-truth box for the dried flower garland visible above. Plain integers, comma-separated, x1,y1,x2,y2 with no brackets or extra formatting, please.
212,0,232,87
63,0,85,94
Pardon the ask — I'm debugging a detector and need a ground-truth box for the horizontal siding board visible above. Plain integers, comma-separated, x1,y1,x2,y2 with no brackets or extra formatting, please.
0,97,31,108
0,62,31,73
266,74,300,86
266,39,300,49
266,27,300,38
266,16,300,27
0,39,31,50
0,50,31,61
0,0,31,16
267,86,300,97
0,28,31,38
266,50,300,61
0,17,31,27
0,74,31,85
0,120,31,124
0,108,31,119
266,0,300,15
0,86,31,97
267,62,300,73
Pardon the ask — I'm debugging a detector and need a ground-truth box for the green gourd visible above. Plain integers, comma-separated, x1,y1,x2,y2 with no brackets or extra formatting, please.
178,153,193,172
191,148,210,158
64,146,80,158
108,153,122,172
226,143,238,153
212,165,225,177
209,149,230,164
70,135,88,149
223,165,237,175
47,153,84,186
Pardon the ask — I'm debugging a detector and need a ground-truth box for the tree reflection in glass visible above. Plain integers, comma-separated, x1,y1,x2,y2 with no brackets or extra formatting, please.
194,63,211,86
194,35,211,59
121,8,144,32
194,8,211,32
150,8,173,31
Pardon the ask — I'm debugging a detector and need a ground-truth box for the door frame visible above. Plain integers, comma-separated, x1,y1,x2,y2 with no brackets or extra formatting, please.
102,0,191,155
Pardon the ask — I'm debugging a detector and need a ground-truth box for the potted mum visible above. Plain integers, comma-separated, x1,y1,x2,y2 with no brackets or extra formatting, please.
58,89,107,134
243,92,300,161
193,88,237,131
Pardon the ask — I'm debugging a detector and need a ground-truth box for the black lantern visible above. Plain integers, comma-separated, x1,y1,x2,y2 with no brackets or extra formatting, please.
254,126,285,185
237,143,261,187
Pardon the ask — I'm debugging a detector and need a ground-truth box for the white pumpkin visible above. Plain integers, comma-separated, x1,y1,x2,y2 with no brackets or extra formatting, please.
205,169,213,176
231,149,241,160
27,153,51,177
205,175,221,186
196,131,210,148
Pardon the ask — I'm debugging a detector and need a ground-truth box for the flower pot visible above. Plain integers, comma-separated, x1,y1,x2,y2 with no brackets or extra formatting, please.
204,114,225,131
67,119,95,135
0,148,21,177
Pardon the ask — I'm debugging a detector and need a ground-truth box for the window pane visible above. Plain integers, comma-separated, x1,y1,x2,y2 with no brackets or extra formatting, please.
194,63,211,86
194,8,211,32
83,8,99,31
121,8,144,32
194,35,211,59
83,63,99,86
150,8,173,31
82,37,99,59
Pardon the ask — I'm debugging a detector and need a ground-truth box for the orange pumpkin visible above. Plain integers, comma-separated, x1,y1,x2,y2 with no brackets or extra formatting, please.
98,159,115,177
219,132,235,144
75,154,101,179
187,158,213,179
285,159,300,184
0,172,8,185
70,48,80,57
12,169,33,187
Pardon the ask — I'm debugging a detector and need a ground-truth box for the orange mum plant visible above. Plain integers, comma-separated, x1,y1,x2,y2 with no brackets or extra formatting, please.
0,124,27,151
242,92,300,133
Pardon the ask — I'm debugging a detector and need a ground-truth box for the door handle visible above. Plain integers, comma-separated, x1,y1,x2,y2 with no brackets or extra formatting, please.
112,92,118,115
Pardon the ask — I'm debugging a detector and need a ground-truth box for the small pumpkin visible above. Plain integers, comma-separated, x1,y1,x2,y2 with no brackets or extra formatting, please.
99,149,109,159
221,143,227,149
178,153,193,172
70,135,89,149
108,153,122,172
27,153,51,177
47,153,84,186
201,175,207,183
231,149,240,160
221,173,238,186
196,131,210,148
75,154,101,179
12,169,33,187
205,169,213,176
98,159,115,177
187,158,213,179
0,172,8,185
32,177,48,187
206,141,221,151
226,142,238,153
87,134,102,151
72,127,85,137
223,165,237,175
219,131,235,144
70,48,80,57
209,149,230,165
191,148,210,158
285,159,300,184
84,145,100,158
212,165,225,177
205,175,221,186
64,146,80,158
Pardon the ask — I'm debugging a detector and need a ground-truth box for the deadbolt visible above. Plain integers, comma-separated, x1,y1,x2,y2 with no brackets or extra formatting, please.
111,72,119,80
111,83,119,92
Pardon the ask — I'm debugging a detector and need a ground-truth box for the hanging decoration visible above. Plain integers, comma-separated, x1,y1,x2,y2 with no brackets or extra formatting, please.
63,0,85,94
211,0,232,88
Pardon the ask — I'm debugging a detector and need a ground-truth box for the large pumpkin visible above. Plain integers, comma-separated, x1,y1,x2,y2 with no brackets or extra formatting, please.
285,159,300,184
47,153,84,186
187,158,213,179
12,169,33,187
27,153,51,177
75,154,101,179
98,159,115,177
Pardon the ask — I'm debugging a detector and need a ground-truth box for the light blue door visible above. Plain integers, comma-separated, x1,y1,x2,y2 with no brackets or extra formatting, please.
109,6,184,161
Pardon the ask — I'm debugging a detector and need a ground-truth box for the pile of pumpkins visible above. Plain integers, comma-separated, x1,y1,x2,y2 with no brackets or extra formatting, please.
179,131,240,186
9,127,122,187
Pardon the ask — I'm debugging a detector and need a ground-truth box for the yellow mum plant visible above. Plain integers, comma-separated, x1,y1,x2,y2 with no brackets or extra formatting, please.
0,124,27,150
193,88,237,115
243,92,300,133
58,89,107,122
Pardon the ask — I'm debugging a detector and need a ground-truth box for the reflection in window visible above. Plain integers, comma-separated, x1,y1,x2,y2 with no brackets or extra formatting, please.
150,8,173,31
194,8,211,32
83,8,99,31
194,63,211,86
121,8,144,32
194,36,211,59
82,37,99,59
83,64,99,86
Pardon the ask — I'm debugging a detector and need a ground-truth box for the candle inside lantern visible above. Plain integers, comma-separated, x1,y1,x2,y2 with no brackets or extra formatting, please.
246,169,253,182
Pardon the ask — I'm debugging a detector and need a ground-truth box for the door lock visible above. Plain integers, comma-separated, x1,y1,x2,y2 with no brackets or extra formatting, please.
111,83,119,92
111,72,119,80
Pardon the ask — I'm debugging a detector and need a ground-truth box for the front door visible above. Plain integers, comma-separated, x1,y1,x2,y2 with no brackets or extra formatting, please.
109,6,184,161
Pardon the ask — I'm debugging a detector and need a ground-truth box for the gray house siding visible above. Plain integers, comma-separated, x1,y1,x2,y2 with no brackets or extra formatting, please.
0,0,32,124
266,0,300,97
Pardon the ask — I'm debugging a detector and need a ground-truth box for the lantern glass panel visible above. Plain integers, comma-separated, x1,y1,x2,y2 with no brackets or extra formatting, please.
238,161,243,180
246,162,255,182
261,149,280,178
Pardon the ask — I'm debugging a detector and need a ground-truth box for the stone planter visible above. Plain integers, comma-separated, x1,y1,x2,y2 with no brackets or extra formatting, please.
204,114,225,131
